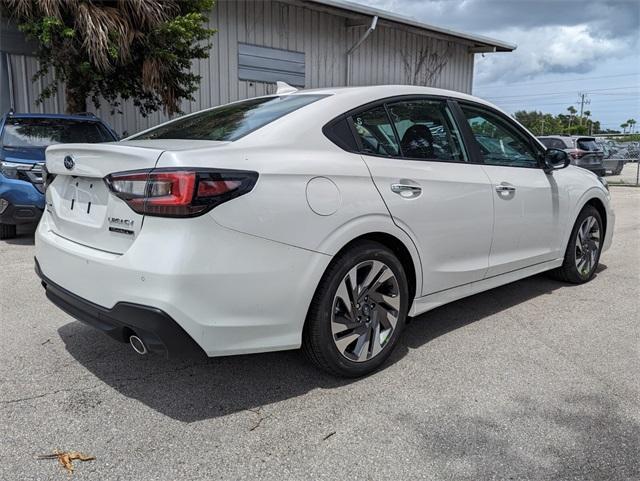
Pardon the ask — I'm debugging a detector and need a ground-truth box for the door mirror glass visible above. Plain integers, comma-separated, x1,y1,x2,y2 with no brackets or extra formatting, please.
544,148,570,170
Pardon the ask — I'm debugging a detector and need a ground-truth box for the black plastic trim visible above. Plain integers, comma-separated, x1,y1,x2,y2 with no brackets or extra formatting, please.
35,258,207,359
0,203,43,225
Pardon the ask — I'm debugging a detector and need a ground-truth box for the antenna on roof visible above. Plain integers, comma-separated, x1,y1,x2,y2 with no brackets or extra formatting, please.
276,81,298,95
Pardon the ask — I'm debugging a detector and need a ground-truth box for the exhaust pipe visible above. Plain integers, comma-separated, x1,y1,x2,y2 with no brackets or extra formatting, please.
129,334,148,355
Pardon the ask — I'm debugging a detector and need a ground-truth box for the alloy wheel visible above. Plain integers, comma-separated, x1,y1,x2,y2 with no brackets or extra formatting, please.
331,260,401,362
574,215,600,277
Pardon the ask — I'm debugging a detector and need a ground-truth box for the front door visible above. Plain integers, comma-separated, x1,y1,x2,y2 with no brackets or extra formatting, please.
457,103,566,277
351,98,494,295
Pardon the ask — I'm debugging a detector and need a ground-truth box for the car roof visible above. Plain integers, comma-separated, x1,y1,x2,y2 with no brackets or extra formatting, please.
291,84,495,107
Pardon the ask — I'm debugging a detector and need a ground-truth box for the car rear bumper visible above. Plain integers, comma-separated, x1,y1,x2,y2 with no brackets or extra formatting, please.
35,258,206,358
35,211,331,357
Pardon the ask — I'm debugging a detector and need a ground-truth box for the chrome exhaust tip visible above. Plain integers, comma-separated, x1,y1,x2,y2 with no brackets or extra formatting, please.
129,335,148,355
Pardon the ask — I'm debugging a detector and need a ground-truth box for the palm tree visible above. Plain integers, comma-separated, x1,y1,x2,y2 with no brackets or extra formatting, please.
627,119,637,134
0,0,214,114
620,123,629,134
567,106,577,133
583,110,592,135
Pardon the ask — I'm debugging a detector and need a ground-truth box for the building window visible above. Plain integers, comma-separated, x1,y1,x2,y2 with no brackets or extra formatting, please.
238,43,305,87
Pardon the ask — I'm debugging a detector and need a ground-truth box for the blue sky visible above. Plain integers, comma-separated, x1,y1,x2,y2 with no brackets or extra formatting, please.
354,0,640,131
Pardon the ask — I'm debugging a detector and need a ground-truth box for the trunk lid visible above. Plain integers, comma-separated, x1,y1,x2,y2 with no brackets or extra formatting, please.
45,143,164,254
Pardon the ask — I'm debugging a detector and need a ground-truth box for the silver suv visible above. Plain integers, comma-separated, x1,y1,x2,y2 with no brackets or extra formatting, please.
538,136,605,176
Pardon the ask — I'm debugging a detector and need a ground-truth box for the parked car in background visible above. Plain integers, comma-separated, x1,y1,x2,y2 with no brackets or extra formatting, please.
35,85,613,377
0,111,117,239
595,138,625,175
538,135,606,176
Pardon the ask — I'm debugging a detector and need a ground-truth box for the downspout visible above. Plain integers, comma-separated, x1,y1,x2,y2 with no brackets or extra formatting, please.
346,15,378,86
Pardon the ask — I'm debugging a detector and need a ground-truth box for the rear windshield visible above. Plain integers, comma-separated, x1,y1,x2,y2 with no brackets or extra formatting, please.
132,95,327,142
576,138,600,151
1,117,114,148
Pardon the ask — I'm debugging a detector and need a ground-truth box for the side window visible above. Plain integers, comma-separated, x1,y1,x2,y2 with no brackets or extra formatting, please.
352,106,399,156
387,100,467,161
460,104,539,167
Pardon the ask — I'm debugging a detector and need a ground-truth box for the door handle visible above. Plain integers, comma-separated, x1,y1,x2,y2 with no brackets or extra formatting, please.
391,183,422,198
495,184,516,193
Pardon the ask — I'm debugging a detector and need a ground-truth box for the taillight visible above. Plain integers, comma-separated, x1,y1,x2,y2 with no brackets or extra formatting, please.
569,149,586,159
104,168,258,217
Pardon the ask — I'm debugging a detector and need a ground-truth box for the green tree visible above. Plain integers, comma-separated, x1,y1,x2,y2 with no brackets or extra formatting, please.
621,123,629,134
627,119,636,134
0,0,216,115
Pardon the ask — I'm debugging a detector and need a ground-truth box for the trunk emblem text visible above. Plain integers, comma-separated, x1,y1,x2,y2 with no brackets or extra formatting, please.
108,217,135,227
63,156,75,170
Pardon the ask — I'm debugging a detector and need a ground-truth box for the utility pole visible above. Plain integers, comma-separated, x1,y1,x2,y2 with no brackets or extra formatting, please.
578,92,590,125
540,117,544,135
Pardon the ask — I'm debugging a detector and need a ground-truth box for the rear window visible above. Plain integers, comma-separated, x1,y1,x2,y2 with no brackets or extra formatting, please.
132,95,327,142
1,117,114,148
538,137,567,149
576,138,600,151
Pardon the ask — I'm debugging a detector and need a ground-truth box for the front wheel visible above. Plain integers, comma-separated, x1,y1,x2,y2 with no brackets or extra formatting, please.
550,205,603,284
303,241,409,377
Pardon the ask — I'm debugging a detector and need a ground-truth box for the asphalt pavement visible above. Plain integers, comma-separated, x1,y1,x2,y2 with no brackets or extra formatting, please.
1,188,639,481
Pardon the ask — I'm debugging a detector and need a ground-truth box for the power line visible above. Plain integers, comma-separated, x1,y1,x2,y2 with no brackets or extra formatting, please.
474,73,640,90
486,86,639,100
493,98,639,107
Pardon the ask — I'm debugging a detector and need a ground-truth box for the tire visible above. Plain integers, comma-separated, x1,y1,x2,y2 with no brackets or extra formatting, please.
612,162,623,175
0,223,17,240
303,240,409,377
549,205,603,284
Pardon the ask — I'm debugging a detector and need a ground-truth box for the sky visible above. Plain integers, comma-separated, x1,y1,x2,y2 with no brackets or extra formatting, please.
353,0,640,132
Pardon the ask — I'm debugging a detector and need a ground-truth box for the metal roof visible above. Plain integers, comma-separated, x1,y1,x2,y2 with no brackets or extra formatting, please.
308,0,517,52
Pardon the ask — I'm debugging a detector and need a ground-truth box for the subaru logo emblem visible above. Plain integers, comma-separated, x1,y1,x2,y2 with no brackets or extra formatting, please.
63,155,75,170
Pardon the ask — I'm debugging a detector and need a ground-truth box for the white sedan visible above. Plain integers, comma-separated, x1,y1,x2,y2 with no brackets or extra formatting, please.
35,85,613,377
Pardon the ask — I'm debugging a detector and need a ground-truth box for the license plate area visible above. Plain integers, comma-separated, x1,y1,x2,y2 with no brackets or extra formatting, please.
55,176,109,227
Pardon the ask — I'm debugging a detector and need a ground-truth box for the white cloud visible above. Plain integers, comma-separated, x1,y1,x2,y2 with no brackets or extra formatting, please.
475,24,627,84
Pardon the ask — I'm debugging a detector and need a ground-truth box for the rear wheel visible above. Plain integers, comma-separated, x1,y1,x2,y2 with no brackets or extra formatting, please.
0,223,17,240
550,205,603,284
303,241,409,377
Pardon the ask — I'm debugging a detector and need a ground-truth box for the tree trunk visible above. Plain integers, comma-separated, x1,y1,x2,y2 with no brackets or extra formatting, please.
65,86,87,113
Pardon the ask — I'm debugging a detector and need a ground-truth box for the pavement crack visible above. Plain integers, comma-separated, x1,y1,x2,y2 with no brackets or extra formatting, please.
1,385,102,406
248,407,271,431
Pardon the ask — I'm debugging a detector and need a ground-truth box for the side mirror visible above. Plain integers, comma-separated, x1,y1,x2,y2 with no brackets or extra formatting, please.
543,148,570,172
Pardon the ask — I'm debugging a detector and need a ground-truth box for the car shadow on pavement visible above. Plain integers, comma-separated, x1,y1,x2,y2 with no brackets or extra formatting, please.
57,270,605,423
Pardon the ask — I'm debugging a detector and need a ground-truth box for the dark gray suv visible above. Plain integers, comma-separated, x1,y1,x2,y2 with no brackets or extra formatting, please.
538,135,605,176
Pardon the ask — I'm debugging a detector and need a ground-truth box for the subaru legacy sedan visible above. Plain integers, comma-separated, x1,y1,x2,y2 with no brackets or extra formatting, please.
35,85,613,377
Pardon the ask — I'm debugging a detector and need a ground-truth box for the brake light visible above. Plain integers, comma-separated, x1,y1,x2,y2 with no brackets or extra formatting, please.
105,168,258,217
569,149,586,159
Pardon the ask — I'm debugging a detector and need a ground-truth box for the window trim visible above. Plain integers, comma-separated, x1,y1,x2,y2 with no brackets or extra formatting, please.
453,100,546,169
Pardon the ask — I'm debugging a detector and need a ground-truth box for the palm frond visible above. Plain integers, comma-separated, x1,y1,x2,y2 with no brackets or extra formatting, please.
118,0,178,29
75,2,132,71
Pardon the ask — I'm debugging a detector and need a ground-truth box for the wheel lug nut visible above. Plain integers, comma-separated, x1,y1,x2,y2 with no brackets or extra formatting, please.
370,303,375,308
356,303,360,309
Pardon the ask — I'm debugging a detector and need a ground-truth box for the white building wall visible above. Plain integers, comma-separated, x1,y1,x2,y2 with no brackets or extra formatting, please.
2,0,476,136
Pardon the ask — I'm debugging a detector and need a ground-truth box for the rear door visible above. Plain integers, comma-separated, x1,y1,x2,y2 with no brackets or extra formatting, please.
353,97,494,295
45,143,164,254
456,102,567,276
